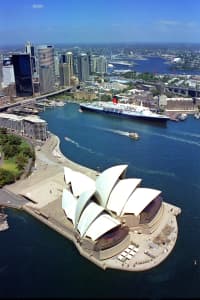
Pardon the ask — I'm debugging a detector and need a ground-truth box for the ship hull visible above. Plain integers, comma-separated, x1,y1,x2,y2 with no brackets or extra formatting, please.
80,104,169,122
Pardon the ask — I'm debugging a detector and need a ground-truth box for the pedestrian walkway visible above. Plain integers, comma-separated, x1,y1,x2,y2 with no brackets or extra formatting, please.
0,189,28,209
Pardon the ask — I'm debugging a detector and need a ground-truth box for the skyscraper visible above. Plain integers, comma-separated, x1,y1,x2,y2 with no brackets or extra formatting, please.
37,45,55,94
91,55,107,74
96,56,107,74
12,54,33,97
78,53,89,82
59,63,70,86
59,52,74,86
66,52,74,79
25,41,36,75
54,54,60,77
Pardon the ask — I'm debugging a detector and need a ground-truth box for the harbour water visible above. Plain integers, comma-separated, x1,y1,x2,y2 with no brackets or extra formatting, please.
112,56,200,75
1,102,200,298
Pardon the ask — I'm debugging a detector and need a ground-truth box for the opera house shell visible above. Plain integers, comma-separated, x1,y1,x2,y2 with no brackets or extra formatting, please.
62,164,181,269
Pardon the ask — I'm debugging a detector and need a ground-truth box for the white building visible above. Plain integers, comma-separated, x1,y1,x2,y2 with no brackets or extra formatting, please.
2,65,15,88
61,164,174,260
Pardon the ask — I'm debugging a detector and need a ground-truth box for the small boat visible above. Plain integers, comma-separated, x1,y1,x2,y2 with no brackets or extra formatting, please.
178,113,187,121
129,132,139,140
194,113,200,119
79,108,83,113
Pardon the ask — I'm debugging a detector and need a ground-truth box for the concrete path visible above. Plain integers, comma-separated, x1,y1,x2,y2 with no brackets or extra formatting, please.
0,189,28,208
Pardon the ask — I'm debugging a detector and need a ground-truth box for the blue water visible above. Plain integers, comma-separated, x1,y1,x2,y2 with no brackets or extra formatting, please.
1,103,200,298
112,56,200,75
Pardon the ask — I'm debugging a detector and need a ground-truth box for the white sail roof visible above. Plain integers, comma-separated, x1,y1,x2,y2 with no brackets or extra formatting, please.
122,188,161,216
77,202,105,237
84,213,121,241
95,164,128,207
106,178,142,215
62,188,77,224
64,166,73,184
71,171,95,197
75,188,96,227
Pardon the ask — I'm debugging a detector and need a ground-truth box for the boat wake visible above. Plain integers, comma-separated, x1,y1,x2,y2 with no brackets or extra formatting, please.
64,136,79,147
130,163,176,178
151,132,200,148
173,130,200,139
64,136,102,155
137,129,200,148
91,126,130,137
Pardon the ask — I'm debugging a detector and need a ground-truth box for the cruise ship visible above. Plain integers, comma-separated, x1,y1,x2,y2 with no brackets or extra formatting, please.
80,98,170,122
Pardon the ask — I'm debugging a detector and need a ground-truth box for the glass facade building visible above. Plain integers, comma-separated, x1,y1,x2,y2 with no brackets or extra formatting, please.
78,53,90,82
37,45,55,94
12,54,33,97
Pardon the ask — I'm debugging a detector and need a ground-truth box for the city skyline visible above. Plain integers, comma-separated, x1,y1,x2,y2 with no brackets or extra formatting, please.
1,0,200,46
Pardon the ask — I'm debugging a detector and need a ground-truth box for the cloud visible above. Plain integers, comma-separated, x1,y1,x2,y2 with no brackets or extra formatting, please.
32,4,44,9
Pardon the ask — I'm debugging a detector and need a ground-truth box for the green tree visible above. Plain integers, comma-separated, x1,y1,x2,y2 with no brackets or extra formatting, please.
15,153,28,170
7,134,21,145
0,133,9,145
21,145,33,158
2,144,18,159
0,128,7,134
0,168,15,187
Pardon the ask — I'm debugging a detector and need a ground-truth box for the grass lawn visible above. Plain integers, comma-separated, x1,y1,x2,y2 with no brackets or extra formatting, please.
2,159,20,177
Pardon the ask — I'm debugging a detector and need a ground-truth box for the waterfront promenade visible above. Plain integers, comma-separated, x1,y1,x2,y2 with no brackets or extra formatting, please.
3,132,180,272
0,189,28,209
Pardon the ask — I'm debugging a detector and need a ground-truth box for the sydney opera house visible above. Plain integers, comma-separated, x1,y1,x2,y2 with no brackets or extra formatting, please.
62,164,181,270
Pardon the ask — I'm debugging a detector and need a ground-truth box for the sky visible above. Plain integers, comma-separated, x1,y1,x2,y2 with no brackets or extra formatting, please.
1,0,200,46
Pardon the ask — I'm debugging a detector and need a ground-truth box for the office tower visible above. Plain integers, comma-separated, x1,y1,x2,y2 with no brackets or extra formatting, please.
91,55,107,74
12,54,33,97
66,52,74,78
96,56,107,74
72,54,79,76
87,51,92,75
90,55,98,73
2,58,15,88
59,63,70,86
37,45,55,94
54,54,60,77
59,51,74,86
25,41,37,75
60,54,67,63
2,64,15,88
77,53,89,82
